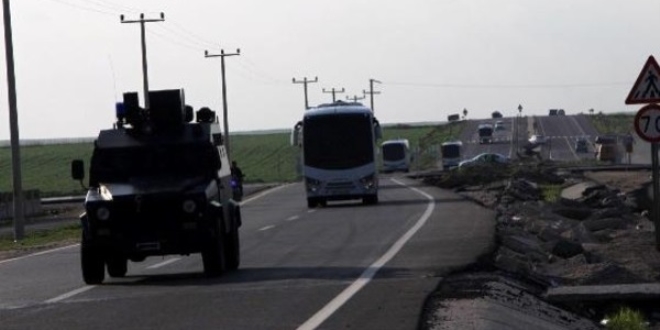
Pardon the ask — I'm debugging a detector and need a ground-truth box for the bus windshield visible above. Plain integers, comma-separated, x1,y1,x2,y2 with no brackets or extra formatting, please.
303,113,374,170
382,144,405,161
441,144,461,158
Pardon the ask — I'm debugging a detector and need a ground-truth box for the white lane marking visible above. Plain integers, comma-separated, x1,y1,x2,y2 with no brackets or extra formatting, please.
286,215,300,222
307,209,317,214
570,115,588,136
241,184,291,205
259,225,276,231
564,136,580,160
0,244,79,266
44,285,96,304
146,257,181,269
297,178,435,330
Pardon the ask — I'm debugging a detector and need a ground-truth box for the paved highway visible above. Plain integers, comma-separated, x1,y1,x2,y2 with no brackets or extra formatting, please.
458,116,526,160
0,177,494,330
457,114,604,163
534,114,598,161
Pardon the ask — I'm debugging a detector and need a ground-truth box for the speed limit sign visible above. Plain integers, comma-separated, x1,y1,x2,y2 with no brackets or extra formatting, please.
634,104,660,143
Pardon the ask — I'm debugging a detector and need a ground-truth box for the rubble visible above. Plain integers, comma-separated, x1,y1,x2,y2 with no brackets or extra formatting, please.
421,166,660,328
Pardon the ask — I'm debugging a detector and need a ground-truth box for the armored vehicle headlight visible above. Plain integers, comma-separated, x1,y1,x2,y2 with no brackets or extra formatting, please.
96,207,110,221
182,199,197,214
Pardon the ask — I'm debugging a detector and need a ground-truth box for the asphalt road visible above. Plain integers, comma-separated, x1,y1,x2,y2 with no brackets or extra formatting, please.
0,176,495,330
534,114,598,161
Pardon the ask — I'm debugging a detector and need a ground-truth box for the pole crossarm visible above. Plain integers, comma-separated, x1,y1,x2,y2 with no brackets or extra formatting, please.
322,87,345,102
120,12,165,23
346,95,365,102
292,76,318,110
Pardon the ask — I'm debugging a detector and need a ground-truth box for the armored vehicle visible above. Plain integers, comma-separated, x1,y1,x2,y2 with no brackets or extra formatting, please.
71,89,241,284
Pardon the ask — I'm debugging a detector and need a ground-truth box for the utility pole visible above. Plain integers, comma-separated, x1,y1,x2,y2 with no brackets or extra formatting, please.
3,0,24,240
205,48,241,159
363,78,381,112
292,76,318,109
346,95,365,103
121,12,165,110
322,87,345,102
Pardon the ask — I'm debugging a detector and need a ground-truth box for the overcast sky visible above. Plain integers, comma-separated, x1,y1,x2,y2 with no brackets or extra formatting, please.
0,0,658,139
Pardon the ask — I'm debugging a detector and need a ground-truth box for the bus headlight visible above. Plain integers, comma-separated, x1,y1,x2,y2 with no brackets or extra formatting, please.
182,199,197,214
359,174,376,190
96,207,110,221
305,177,321,193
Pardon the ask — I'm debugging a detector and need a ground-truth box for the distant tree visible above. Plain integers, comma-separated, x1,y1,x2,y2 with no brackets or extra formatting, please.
589,108,595,115
462,108,468,119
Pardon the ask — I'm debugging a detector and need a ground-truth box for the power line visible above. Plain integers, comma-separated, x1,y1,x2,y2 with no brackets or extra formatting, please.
38,0,288,87
147,28,205,51
86,0,154,15
169,20,219,49
40,0,117,16
384,80,631,89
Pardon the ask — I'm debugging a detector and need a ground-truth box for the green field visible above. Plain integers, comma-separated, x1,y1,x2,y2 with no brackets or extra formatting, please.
587,112,635,135
0,123,460,197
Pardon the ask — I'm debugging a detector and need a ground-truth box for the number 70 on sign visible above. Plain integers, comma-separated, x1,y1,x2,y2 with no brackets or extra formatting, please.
635,104,660,143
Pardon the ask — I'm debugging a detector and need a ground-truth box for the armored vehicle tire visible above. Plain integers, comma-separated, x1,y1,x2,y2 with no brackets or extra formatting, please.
107,256,128,278
307,198,317,208
202,227,227,276
81,239,105,285
224,224,240,271
363,195,378,205
307,198,327,208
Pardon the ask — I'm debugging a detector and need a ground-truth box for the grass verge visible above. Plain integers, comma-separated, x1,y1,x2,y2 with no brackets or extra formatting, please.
540,184,562,203
605,306,647,330
0,223,80,254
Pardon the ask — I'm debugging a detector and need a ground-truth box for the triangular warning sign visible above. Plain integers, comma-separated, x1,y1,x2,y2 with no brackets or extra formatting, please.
626,55,660,104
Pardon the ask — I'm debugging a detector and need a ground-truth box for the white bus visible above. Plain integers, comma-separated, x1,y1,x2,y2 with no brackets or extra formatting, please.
381,139,411,173
292,101,382,208
441,141,463,169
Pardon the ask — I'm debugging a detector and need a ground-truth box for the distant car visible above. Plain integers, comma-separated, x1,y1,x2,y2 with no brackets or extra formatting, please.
575,138,588,153
495,120,505,131
458,153,509,168
529,134,548,144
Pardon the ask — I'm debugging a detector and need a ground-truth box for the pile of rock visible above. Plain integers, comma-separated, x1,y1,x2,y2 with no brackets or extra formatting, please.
425,166,659,287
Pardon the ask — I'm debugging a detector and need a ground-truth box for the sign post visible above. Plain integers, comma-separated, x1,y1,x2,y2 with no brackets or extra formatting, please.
627,55,660,251
633,105,660,251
